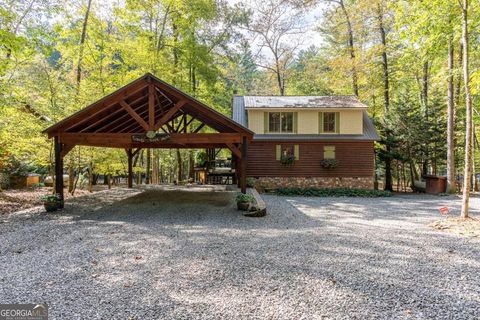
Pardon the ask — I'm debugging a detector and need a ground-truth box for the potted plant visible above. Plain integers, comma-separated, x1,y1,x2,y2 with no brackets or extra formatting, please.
236,193,255,211
280,153,295,167
40,194,62,212
320,159,338,169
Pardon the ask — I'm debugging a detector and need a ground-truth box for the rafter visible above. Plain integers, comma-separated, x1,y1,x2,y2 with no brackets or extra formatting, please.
193,122,205,133
148,83,155,129
154,99,187,131
120,100,150,131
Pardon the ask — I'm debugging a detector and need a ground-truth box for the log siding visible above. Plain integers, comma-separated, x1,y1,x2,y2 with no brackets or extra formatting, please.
246,141,374,177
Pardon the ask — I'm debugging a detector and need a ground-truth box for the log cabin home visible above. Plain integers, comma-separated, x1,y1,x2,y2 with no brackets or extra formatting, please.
232,95,379,189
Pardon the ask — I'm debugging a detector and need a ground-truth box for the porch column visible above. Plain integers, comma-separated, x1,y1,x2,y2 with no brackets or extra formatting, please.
127,148,133,188
240,136,248,194
54,136,64,208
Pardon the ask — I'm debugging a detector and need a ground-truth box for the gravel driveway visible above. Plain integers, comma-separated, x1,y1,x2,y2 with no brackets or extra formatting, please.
1,187,479,319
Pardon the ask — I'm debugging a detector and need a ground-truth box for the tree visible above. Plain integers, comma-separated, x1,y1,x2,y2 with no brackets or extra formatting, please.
246,0,307,95
460,0,472,218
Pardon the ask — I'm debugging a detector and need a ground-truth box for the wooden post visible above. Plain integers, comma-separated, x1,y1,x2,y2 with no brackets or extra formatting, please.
54,136,64,208
240,136,248,194
127,148,133,188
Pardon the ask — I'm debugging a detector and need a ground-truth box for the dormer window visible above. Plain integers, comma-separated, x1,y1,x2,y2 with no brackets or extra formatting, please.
265,112,297,133
319,112,339,134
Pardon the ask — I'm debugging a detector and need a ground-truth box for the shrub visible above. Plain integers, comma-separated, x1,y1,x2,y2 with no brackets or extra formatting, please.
276,188,392,197
320,159,338,169
236,193,256,203
246,177,256,188
31,182,45,189
40,194,62,203
280,154,295,166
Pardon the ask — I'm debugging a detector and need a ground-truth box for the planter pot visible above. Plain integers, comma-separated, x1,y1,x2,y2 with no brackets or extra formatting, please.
237,201,250,211
44,201,60,212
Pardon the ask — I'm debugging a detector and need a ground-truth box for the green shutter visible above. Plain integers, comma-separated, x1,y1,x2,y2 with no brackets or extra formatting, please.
276,145,281,160
294,145,299,160
264,112,268,133
293,112,298,133
335,112,340,133
319,112,324,133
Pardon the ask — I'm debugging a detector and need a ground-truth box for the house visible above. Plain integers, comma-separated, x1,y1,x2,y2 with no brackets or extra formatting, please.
232,95,379,189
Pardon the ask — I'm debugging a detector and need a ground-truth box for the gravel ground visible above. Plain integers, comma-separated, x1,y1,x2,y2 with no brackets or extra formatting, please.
0,187,479,319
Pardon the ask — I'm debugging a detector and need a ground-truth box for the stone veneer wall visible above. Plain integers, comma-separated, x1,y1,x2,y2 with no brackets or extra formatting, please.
256,177,374,190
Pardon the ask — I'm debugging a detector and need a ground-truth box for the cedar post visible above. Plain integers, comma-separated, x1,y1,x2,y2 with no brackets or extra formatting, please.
240,136,248,194
54,136,64,208
127,148,133,188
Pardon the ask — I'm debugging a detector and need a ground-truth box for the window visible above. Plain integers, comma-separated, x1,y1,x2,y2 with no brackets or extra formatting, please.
276,144,299,160
323,146,335,159
319,112,339,133
266,112,295,133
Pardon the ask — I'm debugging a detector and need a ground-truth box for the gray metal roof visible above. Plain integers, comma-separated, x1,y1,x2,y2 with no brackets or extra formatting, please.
232,96,379,141
241,95,367,109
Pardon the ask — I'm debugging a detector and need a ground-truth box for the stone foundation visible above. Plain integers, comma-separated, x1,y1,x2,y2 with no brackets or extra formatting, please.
256,177,374,190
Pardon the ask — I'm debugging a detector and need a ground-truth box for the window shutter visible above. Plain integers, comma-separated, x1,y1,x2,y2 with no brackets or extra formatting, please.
264,112,268,133
294,145,299,160
318,112,324,133
276,145,281,160
335,112,340,133
293,112,298,133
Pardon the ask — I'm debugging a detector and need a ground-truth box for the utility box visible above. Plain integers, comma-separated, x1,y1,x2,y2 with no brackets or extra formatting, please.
423,175,447,194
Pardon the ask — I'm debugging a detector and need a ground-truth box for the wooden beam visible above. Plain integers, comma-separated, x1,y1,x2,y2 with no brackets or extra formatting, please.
58,133,244,148
148,84,155,129
61,144,75,158
240,136,248,194
46,81,148,137
54,136,64,208
154,100,187,131
120,100,149,131
193,122,205,133
226,143,242,158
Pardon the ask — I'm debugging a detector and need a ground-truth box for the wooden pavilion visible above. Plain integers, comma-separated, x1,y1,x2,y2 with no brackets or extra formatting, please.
43,73,253,205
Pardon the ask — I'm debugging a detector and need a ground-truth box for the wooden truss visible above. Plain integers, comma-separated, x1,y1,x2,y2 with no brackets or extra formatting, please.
44,73,253,201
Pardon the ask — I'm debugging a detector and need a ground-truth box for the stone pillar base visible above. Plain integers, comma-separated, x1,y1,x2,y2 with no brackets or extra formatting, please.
256,177,374,190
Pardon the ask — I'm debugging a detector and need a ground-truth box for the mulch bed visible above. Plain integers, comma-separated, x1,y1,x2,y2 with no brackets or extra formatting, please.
431,216,480,238
0,188,93,215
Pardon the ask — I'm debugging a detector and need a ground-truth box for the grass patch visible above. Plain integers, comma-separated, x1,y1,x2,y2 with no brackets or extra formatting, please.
276,188,392,197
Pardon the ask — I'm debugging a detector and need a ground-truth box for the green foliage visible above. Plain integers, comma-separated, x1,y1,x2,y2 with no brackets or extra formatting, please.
320,159,338,169
246,177,256,188
236,193,255,203
31,182,46,189
276,188,392,198
40,194,62,203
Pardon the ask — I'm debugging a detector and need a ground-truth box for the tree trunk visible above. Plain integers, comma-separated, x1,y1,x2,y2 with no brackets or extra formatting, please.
76,0,92,90
88,161,93,192
377,5,392,191
422,61,429,175
68,163,75,193
447,38,456,193
176,149,182,183
461,0,472,218
145,148,151,184
339,0,358,96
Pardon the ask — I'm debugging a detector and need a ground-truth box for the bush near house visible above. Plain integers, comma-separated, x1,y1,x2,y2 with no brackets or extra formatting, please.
276,188,392,197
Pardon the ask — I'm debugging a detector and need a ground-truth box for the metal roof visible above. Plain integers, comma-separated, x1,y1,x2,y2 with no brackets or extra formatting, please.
241,95,367,109
232,96,379,141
